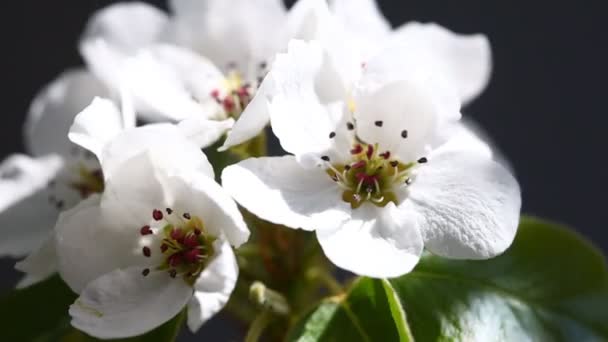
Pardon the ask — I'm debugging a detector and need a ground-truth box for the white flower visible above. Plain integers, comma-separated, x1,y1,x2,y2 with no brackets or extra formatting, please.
221,40,520,278
0,70,129,287
221,0,492,151
20,98,249,338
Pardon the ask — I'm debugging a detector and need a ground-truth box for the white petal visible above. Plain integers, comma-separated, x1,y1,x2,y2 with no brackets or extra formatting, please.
81,2,168,54
80,2,168,92
269,40,352,157
121,44,225,121
68,97,125,160
354,80,457,163
55,195,144,293
391,22,492,104
187,239,238,332
222,156,350,232
219,80,272,151
317,203,423,278
406,149,521,259
169,0,287,72
15,234,57,288
286,0,332,41
178,117,234,149
100,124,214,181
328,0,390,56
25,69,108,157
70,267,192,339
161,171,250,247
0,154,64,257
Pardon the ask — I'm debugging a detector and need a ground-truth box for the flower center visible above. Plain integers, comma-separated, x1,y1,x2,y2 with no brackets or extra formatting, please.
140,208,216,285
209,62,268,119
325,143,426,209
69,166,104,199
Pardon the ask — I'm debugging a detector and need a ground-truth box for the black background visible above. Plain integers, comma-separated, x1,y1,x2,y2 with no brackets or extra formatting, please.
0,0,606,340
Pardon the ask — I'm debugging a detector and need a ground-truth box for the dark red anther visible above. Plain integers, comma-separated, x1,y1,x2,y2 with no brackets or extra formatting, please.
142,246,151,257
380,151,391,159
351,160,367,169
168,253,183,267
237,85,249,98
210,89,220,99
161,243,169,253
223,97,235,111
170,228,184,241
390,161,399,168
140,225,152,236
152,209,163,221
356,173,378,186
350,144,363,154
184,234,199,248
184,248,200,263
194,228,202,236
366,145,374,159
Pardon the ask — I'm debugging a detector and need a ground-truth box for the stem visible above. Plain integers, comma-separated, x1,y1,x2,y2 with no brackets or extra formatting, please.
307,268,343,295
244,309,272,342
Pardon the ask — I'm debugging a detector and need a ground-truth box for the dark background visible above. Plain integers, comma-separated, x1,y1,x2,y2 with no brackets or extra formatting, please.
0,0,606,340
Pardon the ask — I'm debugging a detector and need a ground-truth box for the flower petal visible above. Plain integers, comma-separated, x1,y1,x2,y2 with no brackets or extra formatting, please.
0,154,64,257
316,203,423,278
121,44,225,121
219,80,272,151
25,69,108,157
100,124,214,181
15,234,57,288
178,117,234,149
406,148,521,259
169,0,287,73
68,97,126,160
354,80,458,163
222,156,350,232
69,267,192,339
161,171,250,247
187,239,238,332
391,22,492,104
80,2,168,91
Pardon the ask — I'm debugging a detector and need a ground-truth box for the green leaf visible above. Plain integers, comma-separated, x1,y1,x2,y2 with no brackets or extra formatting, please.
390,216,608,341
0,275,76,341
287,277,413,342
0,275,185,342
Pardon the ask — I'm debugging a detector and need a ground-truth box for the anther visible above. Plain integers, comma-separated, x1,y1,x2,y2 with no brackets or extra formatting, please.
194,228,202,236
166,208,173,215
169,269,178,278
142,268,150,276
351,160,366,169
321,156,330,162
401,130,408,138
347,122,355,130
418,157,428,164
183,213,191,220
405,178,413,185
210,89,220,99
390,161,399,168
374,121,383,127
152,209,163,221
329,132,336,139
140,225,152,236
380,151,391,159
142,246,151,257
366,145,374,159
344,165,351,171
351,144,363,154
161,244,169,253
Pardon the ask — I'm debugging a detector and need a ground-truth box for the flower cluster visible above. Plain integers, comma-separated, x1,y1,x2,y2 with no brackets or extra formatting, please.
0,0,520,339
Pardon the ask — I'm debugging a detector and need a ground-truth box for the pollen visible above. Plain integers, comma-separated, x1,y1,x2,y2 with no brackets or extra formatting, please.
325,143,416,209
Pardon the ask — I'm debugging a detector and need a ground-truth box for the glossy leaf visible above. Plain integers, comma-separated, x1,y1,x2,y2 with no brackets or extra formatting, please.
390,216,608,341
287,277,412,341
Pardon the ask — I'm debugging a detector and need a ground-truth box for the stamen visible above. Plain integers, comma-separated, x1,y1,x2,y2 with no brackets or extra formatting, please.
169,269,178,278
366,145,375,159
351,160,366,169
166,208,173,215
142,268,150,276
321,156,330,162
374,121,383,127
142,246,151,257
152,209,163,221
140,225,152,236
351,144,363,154
183,213,191,220
401,130,408,138
347,122,355,130
329,132,336,139
418,157,428,164
380,151,391,159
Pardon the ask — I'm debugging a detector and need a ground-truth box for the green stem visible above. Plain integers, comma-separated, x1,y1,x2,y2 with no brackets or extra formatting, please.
244,309,272,342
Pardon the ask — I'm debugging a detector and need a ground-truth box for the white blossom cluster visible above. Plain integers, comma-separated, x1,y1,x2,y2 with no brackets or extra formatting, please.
0,0,520,338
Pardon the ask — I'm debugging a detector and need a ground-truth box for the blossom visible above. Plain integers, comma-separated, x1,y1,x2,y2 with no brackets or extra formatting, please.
0,70,127,287
221,0,492,150
19,98,249,338
222,40,520,278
